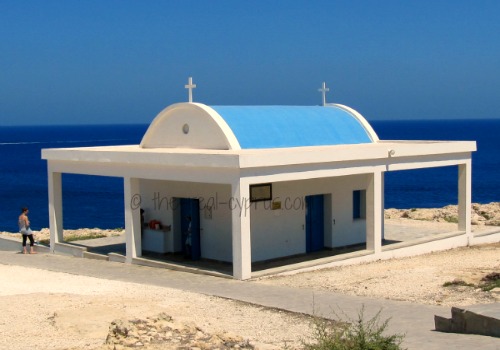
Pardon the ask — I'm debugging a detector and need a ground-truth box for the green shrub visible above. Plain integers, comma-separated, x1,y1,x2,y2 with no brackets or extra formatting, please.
65,233,107,242
303,306,405,350
480,272,500,291
38,238,50,246
443,216,458,224
442,279,475,288
37,233,107,245
443,274,500,292
481,279,500,292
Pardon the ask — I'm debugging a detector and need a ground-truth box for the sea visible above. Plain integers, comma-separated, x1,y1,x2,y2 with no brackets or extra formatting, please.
0,119,498,232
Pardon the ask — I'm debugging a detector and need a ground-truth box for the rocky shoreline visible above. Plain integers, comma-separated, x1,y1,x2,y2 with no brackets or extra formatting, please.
0,227,124,243
385,202,499,226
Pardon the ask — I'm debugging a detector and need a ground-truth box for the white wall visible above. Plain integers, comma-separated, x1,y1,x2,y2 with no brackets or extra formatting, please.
139,180,233,262
250,174,371,262
249,181,305,262
139,173,372,264
330,175,370,247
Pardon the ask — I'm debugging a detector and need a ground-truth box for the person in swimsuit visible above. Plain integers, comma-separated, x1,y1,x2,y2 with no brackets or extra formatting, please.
18,207,36,254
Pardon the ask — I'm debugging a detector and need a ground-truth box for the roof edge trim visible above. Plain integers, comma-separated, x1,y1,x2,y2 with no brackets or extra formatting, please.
192,103,242,150
330,103,380,142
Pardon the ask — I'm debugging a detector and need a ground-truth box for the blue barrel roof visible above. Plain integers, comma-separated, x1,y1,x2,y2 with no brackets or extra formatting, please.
211,105,375,149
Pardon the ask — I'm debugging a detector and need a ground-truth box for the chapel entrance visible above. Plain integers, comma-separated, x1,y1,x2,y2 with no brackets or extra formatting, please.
178,198,201,260
305,194,325,253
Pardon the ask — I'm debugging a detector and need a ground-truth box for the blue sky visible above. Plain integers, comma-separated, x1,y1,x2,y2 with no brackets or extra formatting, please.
1,0,499,125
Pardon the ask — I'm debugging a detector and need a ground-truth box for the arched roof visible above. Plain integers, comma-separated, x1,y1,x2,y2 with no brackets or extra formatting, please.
140,103,378,150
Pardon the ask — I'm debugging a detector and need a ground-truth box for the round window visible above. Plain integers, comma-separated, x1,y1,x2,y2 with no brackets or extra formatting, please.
182,123,189,134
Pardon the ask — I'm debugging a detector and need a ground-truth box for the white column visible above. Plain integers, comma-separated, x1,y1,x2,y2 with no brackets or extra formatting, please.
366,171,383,254
458,160,472,235
381,172,385,241
48,168,63,253
231,178,252,280
124,177,141,263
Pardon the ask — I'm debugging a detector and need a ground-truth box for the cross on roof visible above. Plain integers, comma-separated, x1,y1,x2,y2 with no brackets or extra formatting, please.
318,82,330,106
185,77,196,103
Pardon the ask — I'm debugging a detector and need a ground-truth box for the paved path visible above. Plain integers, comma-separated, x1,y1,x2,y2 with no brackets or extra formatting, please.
0,250,498,349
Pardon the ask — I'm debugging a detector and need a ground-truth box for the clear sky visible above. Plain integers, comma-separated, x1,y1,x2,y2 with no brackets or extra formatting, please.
1,0,499,125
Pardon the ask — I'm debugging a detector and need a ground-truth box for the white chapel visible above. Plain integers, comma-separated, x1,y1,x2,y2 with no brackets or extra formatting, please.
42,79,477,280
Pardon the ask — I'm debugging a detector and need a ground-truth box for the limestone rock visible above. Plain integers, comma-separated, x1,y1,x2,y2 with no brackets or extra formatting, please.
490,288,500,301
384,202,500,226
103,313,254,349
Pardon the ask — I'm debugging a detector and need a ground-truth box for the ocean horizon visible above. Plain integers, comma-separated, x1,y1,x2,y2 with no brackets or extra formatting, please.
0,119,498,232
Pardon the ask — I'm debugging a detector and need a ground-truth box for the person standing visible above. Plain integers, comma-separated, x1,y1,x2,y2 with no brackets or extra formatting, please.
18,207,36,254
184,216,192,258
140,208,145,236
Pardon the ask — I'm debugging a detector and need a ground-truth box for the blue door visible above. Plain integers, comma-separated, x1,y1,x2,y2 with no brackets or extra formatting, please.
180,198,200,260
305,195,324,253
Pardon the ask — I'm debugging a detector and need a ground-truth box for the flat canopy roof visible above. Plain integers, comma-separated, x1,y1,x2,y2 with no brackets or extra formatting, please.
42,140,477,169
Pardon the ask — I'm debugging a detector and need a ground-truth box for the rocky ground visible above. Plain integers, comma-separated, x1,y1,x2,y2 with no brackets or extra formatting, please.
385,202,500,226
0,264,314,350
102,313,256,350
259,242,500,307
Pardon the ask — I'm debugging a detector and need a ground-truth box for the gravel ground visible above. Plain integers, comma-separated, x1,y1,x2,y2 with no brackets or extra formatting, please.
0,264,313,350
1,221,499,349
1,242,498,349
258,243,500,307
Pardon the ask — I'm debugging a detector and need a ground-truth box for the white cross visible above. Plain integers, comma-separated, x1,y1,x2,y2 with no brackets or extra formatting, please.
318,81,330,106
185,77,196,103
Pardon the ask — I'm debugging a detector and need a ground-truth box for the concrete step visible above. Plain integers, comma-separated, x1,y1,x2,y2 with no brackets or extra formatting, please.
435,304,500,338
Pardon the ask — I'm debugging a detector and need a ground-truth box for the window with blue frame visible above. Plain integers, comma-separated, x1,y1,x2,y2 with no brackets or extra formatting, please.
353,190,366,219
